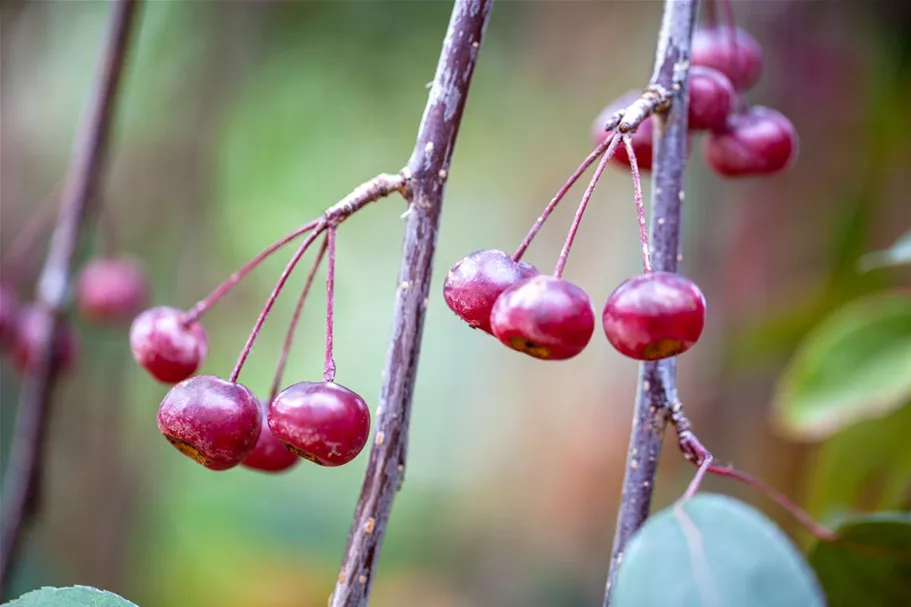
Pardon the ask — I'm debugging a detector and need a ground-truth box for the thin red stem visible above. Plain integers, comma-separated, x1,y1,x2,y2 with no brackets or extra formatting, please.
323,226,337,383
0,187,62,286
183,219,318,325
553,134,622,277
513,136,614,262
704,0,718,27
720,0,739,88
679,453,713,503
623,135,652,274
707,463,835,541
228,225,325,384
268,237,328,404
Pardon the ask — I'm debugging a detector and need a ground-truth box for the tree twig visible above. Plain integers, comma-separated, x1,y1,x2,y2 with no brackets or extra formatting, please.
603,1,698,604
0,0,140,595
330,1,493,604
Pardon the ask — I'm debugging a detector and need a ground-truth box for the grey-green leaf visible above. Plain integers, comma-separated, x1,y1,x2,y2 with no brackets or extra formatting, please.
613,494,824,607
858,231,911,271
772,294,911,441
1,586,139,607
809,512,911,607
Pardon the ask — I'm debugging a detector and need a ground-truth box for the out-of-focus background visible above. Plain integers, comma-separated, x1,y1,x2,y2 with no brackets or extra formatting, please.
1,2,910,606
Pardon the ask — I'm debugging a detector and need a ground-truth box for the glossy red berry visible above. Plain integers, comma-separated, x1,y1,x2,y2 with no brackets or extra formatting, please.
704,106,798,177
692,26,763,91
157,375,261,470
130,306,208,384
443,249,538,334
0,283,20,348
242,404,300,473
602,272,706,361
687,66,736,132
490,275,595,361
12,305,78,374
268,381,370,467
77,257,148,323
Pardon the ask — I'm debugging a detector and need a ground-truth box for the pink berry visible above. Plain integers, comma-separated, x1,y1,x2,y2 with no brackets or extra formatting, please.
157,375,261,470
242,404,300,473
0,283,20,348
77,257,148,323
687,66,736,132
692,26,763,91
130,306,208,384
268,381,371,467
704,106,798,177
602,272,706,361
443,249,538,333
489,275,595,361
12,305,78,374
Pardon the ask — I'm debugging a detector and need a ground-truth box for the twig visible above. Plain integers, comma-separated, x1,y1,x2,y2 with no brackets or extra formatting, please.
603,1,698,605
330,1,493,604
0,0,140,595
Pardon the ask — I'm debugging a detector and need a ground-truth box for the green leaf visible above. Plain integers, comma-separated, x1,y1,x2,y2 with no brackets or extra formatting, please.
858,231,911,271
773,294,911,441
2,586,139,606
809,513,911,607
613,494,824,607
806,402,911,521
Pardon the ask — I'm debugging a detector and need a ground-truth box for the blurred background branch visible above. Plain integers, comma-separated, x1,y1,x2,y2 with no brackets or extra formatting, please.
0,0,139,596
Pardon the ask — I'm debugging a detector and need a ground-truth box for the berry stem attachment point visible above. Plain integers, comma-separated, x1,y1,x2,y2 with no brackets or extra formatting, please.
554,134,622,278
323,226,338,383
623,134,652,274
228,226,325,384
184,220,319,326
513,135,615,262
268,237,328,404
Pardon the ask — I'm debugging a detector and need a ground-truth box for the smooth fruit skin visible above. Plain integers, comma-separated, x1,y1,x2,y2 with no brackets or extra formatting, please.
130,306,208,384
688,66,736,132
692,26,763,91
602,272,706,361
242,409,300,473
157,375,261,470
704,106,798,177
12,305,78,374
443,249,538,334
490,275,596,361
77,257,148,323
268,381,370,467
0,283,20,348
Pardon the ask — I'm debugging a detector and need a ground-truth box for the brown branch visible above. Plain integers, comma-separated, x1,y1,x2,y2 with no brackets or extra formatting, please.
0,0,140,595
603,0,698,605
330,1,493,604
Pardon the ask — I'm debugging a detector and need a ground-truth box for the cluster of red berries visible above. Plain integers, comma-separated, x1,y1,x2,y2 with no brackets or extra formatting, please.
0,256,147,374
444,251,706,362
129,225,371,474
444,17,797,363
594,24,798,178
